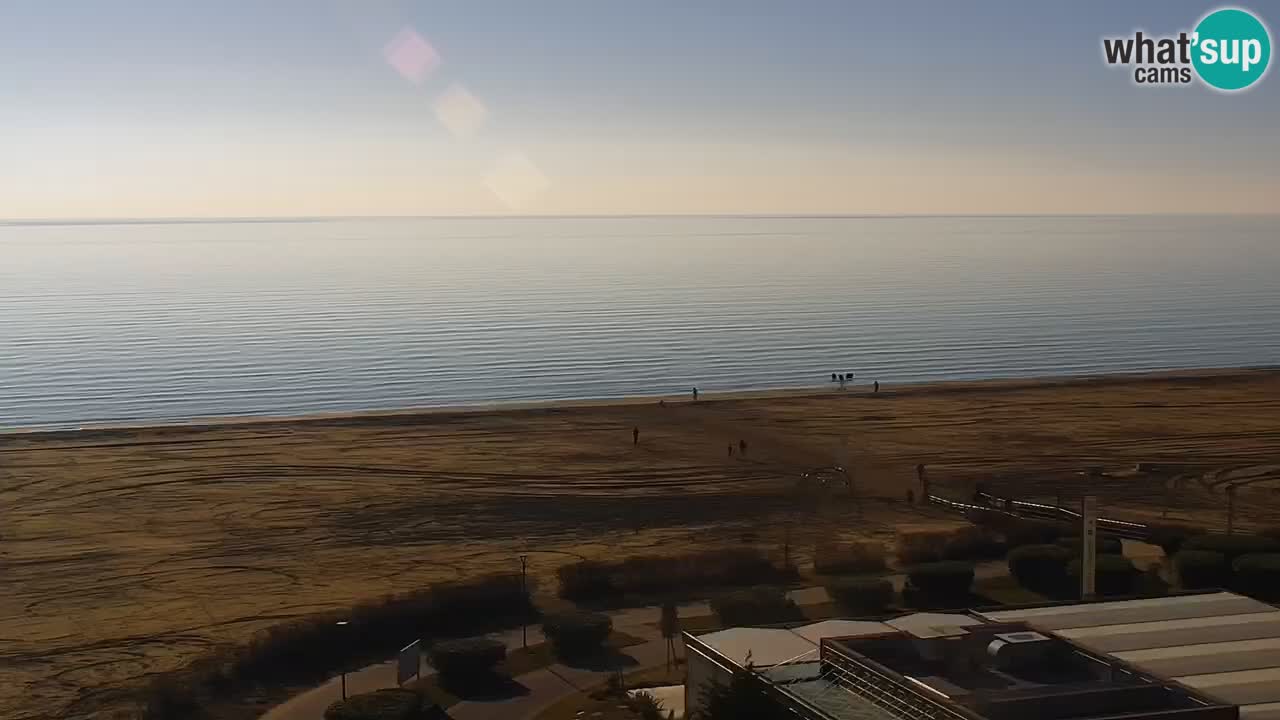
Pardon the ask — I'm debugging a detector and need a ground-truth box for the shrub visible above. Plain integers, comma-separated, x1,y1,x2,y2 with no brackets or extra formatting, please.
226,573,532,689
1232,554,1280,601
1174,550,1229,590
324,688,423,720
897,527,956,564
1067,555,1137,597
431,573,532,621
542,611,613,657
1003,519,1065,549
710,587,803,626
824,577,894,614
1183,534,1280,563
813,541,886,574
428,637,506,683
1146,523,1203,556
940,525,1006,561
627,691,668,720
1007,544,1072,594
1055,535,1124,555
904,562,974,608
556,549,789,601
557,561,615,601
138,675,207,720
898,525,1001,564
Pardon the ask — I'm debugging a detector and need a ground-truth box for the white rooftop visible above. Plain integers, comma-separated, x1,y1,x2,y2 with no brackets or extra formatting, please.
982,591,1280,713
790,619,893,644
693,627,816,667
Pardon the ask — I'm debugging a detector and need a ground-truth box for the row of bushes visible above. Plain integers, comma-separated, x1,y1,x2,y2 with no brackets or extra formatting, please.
557,548,791,601
424,610,616,693
904,561,975,608
137,573,534,719
1174,536,1280,600
232,572,533,687
896,525,1005,565
1008,544,1139,597
813,540,887,574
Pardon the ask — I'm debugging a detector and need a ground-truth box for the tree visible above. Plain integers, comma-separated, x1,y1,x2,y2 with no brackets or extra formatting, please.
660,601,680,671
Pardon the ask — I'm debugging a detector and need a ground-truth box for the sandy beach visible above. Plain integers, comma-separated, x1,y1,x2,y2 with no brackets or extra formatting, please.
5,368,1280,720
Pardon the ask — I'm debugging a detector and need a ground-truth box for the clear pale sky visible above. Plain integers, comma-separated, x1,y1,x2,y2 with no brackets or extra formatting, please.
1,1,1276,219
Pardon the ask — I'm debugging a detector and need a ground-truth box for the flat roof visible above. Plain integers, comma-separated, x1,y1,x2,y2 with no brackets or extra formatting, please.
791,620,894,644
984,591,1280,711
692,627,816,667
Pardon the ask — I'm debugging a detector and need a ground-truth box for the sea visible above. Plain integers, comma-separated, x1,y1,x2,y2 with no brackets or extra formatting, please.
2,215,1278,429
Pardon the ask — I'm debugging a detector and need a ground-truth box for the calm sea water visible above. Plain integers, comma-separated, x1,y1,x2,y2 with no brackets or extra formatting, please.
2,215,1278,429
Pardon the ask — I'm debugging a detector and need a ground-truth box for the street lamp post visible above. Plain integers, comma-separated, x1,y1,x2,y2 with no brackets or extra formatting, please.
519,554,529,648
335,620,349,700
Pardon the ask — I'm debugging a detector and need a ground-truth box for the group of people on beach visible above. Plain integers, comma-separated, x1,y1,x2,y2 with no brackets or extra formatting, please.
831,373,878,393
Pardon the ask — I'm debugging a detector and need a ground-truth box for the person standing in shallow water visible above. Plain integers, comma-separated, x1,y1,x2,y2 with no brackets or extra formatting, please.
633,426,640,446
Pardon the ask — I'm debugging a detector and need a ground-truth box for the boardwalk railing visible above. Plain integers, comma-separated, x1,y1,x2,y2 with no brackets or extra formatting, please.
926,491,1152,540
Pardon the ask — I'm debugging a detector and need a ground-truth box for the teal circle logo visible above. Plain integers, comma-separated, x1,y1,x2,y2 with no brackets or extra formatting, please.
1193,8,1272,91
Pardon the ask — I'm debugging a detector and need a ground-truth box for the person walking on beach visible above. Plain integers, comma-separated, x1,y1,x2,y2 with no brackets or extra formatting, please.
727,444,734,457
874,380,880,393
633,426,640,446
692,387,699,401
739,439,747,455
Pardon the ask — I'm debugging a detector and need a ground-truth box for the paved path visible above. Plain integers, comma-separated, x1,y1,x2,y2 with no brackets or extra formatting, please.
260,561,1010,720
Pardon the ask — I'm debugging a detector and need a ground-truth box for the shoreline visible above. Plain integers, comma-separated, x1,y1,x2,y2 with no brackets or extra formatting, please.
6,365,1277,440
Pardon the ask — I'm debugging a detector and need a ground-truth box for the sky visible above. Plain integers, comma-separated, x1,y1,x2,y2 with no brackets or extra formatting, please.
0,0,1277,219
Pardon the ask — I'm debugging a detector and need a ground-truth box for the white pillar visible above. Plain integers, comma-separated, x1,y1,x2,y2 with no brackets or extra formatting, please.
1081,495,1097,599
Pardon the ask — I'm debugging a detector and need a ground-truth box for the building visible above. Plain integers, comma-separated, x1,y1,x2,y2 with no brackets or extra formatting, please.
685,591,1280,720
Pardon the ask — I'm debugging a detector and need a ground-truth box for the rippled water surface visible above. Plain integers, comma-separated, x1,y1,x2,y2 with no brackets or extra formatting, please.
2,215,1278,428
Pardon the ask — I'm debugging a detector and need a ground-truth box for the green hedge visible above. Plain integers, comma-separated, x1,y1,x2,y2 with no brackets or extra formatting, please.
1056,536,1124,555
428,637,505,683
1003,519,1066,549
1146,523,1204,556
1068,555,1137,597
1232,554,1280,601
542,611,613,657
324,689,424,720
230,573,531,688
904,562,974,608
1183,534,1280,563
1007,544,1072,594
557,549,788,601
824,577,894,614
1174,550,1229,590
710,587,804,626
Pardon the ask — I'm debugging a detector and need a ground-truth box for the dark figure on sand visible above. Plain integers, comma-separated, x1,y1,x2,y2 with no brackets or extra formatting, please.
727,444,734,457
692,387,699,401
633,427,640,446
874,381,879,393
739,439,747,454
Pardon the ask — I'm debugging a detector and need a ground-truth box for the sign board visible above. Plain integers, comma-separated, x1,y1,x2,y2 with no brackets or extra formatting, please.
1081,496,1098,598
397,639,421,686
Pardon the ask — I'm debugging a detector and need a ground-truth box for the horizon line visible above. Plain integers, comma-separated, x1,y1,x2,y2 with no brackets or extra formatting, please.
4,211,1278,228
